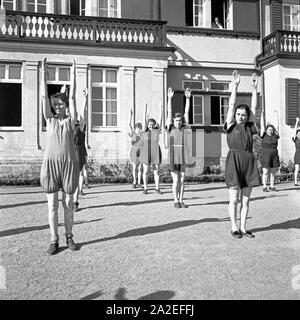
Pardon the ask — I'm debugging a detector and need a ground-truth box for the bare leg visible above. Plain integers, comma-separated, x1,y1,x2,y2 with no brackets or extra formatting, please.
82,163,89,188
262,167,269,189
178,171,185,203
62,192,74,237
295,164,299,185
143,164,149,190
132,163,137,185
137,163,142,185
170,171,179,203
240,187,252,233
270,168,277,188
153,164,160,190
46,192,59,243
78,170,84,194
228,187,240,232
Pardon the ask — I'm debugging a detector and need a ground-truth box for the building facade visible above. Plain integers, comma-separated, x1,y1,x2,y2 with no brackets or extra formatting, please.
0,0,299,177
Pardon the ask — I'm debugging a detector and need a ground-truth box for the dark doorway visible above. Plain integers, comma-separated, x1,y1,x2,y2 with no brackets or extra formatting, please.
211,0,224,28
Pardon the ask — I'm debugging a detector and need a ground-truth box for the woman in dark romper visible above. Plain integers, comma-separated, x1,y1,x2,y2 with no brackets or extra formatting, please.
128,108,142,188
139,103,162,194
293,117,300,186
260,109,280,192
224,70,260,239
164,87,194,208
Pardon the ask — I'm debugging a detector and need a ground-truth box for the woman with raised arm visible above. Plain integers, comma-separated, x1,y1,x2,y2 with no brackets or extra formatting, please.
128,108,143,188
40,58,80,255
139,103,163,194
73,89,88,212
293,117,300,186
260,109,280,192
164,87,192,208
224,70,260,239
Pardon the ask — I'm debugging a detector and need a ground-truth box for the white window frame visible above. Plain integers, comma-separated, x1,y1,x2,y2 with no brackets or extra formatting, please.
193,0,205,27
80,0,86,16
192,94,204,125
98,0,121,18
2,0,17,10
41,64,71,131
26,0,47,13
182,80,204,92
210,95,229,126
223,0,233,30
90,67,119,131
210,81,230,92
283,3,300,32
0,62,23,131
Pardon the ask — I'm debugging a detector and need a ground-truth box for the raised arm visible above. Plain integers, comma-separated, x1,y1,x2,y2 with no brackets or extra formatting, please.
68,59,77,122
184,88,191,125
143,103,148,131
166,87,174,128
294,117,300,139
128,108,134,136
158,101,162,129
226,70,240,125
274,110,279,135
249,73,258,122
260,108,265,137
78,88,88,126
41,58,53,120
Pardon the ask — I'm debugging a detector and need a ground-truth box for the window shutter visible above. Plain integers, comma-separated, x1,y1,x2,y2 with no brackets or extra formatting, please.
285,78,300,125
271,0,283,32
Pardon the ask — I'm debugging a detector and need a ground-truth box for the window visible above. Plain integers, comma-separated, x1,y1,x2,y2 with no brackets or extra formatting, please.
0,63,22,129
27,0,47,13
70,0,86,16
211,96,229,125
193,95,204,125
91,68,118,129
193,0,204,27
42,65,71,130
210,82,230,91
2,0,17,10
98,0,120,18
183,80,204,91
283,4,300,31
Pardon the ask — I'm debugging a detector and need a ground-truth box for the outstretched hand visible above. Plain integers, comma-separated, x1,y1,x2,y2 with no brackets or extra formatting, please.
296,117,300,122
168,87,174,99
251,73,258,89
232,70,240,86
71,59,76,74
184,88,191,98
82,88,88,97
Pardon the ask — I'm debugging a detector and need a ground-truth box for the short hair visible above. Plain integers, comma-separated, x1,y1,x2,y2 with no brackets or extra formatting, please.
266,124,276,132
50,92,69,111
148,118,157,126
235,104,250,118
134,122,142,129
173,112,184,122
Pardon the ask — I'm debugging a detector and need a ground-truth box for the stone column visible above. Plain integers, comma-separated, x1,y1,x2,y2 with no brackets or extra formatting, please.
24,61,39,150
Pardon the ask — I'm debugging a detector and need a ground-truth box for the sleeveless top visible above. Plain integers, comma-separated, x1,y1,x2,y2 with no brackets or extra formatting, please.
261,132,279,149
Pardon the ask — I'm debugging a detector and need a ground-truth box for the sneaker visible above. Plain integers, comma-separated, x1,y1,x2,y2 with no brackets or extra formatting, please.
66,236,78,251
174,202,181,209
269,187,277,192
155,189,163,195
132,184,136,189
180,202,189,208
46,242,59,255
263,188,269,192
231,230,242,239
74,202,80,212
143,189,148,194
240,230,255,238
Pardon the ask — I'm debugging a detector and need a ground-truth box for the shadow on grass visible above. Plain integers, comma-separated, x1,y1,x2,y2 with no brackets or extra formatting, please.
0,200,47,210
0,218,104,238
251,217,300,234
78,217,230,248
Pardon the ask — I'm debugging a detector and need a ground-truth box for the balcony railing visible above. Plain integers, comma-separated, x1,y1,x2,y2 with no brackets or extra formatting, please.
0,11,167,48
262,30,300,60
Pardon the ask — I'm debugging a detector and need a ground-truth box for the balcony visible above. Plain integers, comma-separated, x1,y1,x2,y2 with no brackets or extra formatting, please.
0,11,168,49
260,30,300,65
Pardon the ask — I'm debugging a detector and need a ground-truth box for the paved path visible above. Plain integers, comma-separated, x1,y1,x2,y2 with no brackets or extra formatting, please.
0,182,300,300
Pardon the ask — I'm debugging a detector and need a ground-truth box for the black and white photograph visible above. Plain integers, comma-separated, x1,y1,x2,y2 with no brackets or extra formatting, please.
0,0,300,308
